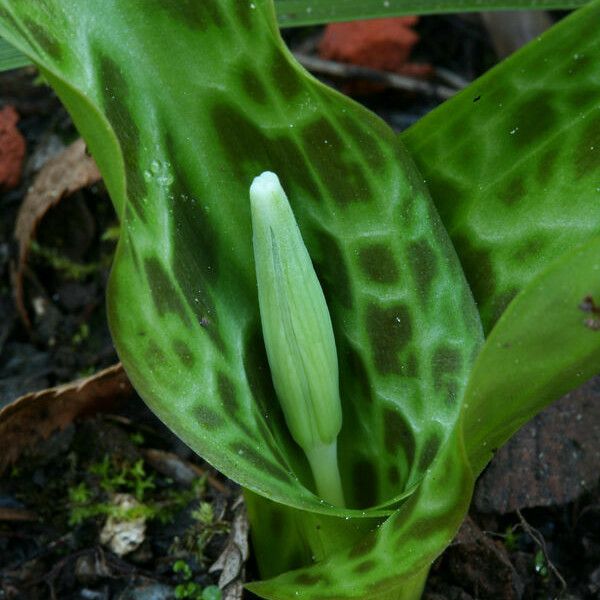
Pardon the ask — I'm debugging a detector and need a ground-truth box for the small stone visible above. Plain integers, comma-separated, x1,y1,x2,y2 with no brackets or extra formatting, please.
446,517,524,600
99,493,146,557
80,588,109,600
474,376,600,513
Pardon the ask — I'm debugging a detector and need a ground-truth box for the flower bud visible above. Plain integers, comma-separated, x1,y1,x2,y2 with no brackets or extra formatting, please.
249,172,344,506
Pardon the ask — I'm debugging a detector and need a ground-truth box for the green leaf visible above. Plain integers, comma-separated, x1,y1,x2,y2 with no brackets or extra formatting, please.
0,0,480,566
0,1,482,596
248,426,474,599
402,0,600,333
402,0,600,482
247,1,600,594
245,488,386,579
0,34,28,70
7,1,598,598
274,0,589,26
463,235,600,475
0,0,593,73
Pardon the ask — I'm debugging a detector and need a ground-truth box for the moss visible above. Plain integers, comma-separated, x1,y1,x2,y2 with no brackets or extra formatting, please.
68,455,205,526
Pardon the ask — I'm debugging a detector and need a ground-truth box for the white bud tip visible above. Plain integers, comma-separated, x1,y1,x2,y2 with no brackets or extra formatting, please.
250,171,282,207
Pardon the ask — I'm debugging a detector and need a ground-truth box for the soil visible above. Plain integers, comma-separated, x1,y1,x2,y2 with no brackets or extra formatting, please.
0,409,238,600
1,13,599,600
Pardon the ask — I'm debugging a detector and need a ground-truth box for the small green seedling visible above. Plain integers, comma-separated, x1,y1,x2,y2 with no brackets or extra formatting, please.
173,560,222,600
534,550,549,580
90,456,155,501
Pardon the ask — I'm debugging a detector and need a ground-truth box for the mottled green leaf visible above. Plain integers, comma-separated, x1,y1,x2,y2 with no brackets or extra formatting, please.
463,236,600,475
0,7,481,598
0,34,27,69
275,0,589,26
0,0,482,597
244,488,386,579
248,426,474,599
0,0,592,72
4,0,597,598
247,2,600,594
402,0,600,333
402,0,600,480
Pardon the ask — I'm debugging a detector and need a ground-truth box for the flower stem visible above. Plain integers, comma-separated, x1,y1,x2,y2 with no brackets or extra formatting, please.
305,440,345,507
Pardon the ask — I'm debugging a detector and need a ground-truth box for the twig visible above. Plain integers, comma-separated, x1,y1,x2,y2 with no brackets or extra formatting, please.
0,507,39,522
516,509,568,594
293,52,458,99
142,447,230,496
0,532,74,575
434,66,471,90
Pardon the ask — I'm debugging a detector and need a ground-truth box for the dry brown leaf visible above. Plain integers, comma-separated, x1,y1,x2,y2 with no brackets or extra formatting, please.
0,507,39,522
209,497,249,600
0,363,133,475
13,138,101,326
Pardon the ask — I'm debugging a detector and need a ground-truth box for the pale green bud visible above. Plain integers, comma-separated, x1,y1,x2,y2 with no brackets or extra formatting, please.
250,172,345,506
249,171,342,451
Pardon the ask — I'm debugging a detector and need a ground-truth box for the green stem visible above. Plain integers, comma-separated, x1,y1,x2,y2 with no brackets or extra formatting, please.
305,440,345,507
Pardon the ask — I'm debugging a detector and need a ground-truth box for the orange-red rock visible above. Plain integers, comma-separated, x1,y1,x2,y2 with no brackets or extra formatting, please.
0,105,26,190
319,17,431,77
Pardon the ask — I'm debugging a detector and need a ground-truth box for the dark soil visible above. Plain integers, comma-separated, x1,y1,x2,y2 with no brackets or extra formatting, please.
1,13,599,600
0,407,237,600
